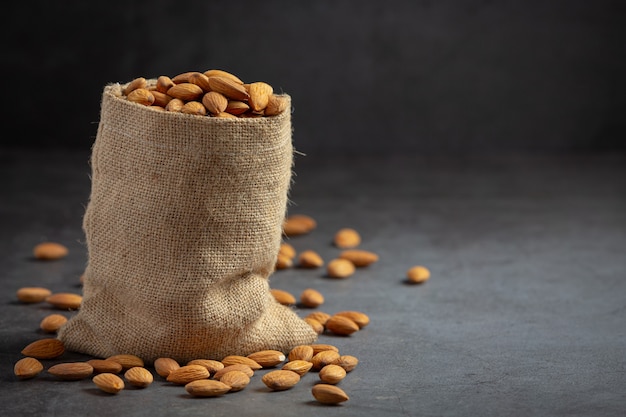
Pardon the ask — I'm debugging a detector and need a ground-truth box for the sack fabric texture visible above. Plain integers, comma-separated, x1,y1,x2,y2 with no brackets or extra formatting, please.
58,83,318,364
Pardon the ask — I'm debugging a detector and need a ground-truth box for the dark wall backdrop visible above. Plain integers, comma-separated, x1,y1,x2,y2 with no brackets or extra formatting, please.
3,0,624,154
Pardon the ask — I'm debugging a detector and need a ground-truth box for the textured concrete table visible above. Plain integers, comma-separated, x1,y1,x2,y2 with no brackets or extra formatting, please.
1,148,625,416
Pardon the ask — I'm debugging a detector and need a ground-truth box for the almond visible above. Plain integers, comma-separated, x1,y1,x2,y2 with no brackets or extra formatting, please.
283,214,316,236
339,249,379,267
215,111,238,118
407,265,431,284
309,343,339,356
39,313,68,333
219,370,250,392
21,338,65,359
48,362,94,380
264,94,289,116
304,317,324,334
288,345,314,362
187,72,212,92
261,370,300,391
106,354,144,370
278,242,296,260
333,228,361,249
325,315,360,336
300,288,324,308
16,287,51,303
207,76,250,101
310,350,341,372
165,98,184,112
275,253,293,270
33,242,68,260
270,288,296,306
123,77,147,95
167,83,204,101
154,357,180,378
124,366,153,388
171,71,197,84
93,373,125,394
203,69,244,84
156,75,175,93
281,360,313,376
298,250,324,268
248,81,273,112
180,101,207,116
221,355,262,370
326,258,356,279
185,379,231,397
202,91,228,115
187,359,223,375
166,364,210,385
87,359,123,374
305,311,331,326
212,364,254,380
225,100,250,115
318,364,347,385
334,310,370,329
46,292,82,310
150,90,172,107
14,357,43,379
332,355,359,373
126,88,155,106
312,384,349,404
247,350,286,368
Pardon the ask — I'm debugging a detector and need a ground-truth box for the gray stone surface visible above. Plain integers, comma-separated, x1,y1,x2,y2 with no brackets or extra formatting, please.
1,149,625,416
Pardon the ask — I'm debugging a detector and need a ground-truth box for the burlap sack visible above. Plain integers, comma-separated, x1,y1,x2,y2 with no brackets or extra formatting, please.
58,83,317,363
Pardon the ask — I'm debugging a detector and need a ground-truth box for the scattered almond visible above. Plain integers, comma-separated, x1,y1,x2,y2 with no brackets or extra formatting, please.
270,288,296,306
305,312,331,326
87,359,123,374
213,364,254,380
275,253,293,270
298,250,324,268
187,359,223,375
332,355,359,372
247,350,286,368
33,242,68,260
283,214,316,236
261,370,300,391
154,357,180,378
16,287,51,303
325,315,360,336
300,288,324,308
304,317,324,334
185,379,231,397
326,258,356,278
14,357,44,379
48,362,94,380
312,384,349,404
333,228,361,249
39,314,68,333
407,265,431,284
166,364,210,385
106,354,144,371
333,311,370,329
318,364,347,384
93,373,125,394
221,355,262,370
45,292,82,310
287,345,314,362
310,350,341,372
282,360,313,376
21,338,65,359
339,249,379,267
278,242,296,259
309,343,339,356
124,366,153,388
219,370,250,392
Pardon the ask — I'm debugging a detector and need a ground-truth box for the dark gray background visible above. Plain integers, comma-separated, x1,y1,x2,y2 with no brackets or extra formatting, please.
3,0,625,154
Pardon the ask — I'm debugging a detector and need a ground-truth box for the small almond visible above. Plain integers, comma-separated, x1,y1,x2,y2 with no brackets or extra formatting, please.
93,373,125,394
185,379,231,397
304,317,324,334
87,359,123,374
278,242,296,260
248,81,273,112
150,90,172,107
261,370,300,391
270,288,296,306
123,77,147,95
14,357,43,379
207,76,250,101
326,258,356,279
305,312,331,326
16,287,51,303
202,91,228,115
298,250,324,268
407,265,431,284
221,355,262,370
334,311,370,329
325,315,360,336
167,364,210,385
171,71,197,84
165,98,184,112
21,338,65,359
167,83,204,101
39,314,68,333
154,357,180,378
156,75,175,93
264,94,289,116
225,100,250,115
247,350,286,368
180,101,207,116
300,288,324,308
310,350,341,372
312,384,349,404
288,345,314,362
203,69,244,84
283,214,316,236
48,362,94,380
282,360,313,376
309,343,339,356
275,253,293,270
215,111,238,118
339,249,379,267
127,88,155,106
46,292,82,310
33,242,68,260
333,228,361,249
124,366,153,388
213,364,254,380
187,359,223,375
106,354,144,371
219,370,250,392
187,72,212,92
332,355,359,373
318,364,347,385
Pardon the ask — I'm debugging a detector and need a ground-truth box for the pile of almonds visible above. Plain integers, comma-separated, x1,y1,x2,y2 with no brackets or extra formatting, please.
120,69,288,118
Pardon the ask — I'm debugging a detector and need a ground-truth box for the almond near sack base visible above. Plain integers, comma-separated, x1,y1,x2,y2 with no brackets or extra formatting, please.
58,82,317,363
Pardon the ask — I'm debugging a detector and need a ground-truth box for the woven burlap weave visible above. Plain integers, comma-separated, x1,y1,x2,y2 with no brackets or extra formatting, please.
58,83,317,363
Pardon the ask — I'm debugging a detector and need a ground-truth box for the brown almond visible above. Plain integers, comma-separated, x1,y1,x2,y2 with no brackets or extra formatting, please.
93,373,125,394
167,83,204,101
282,360,313,376
219,370,250,392
339,249,379,267
334,311,370,329
207,76,250,101
48,362,94,380
312,384,349,404
16,287,51,303
40,313,68,333
225,100,250,115
248,81,273,112
305,311,331,326
264,94,289,116
123,77,147,95
221,355,262,370
171,71,197,84
124,366,153,388
154,357,180,378
304,317,324,334
150,90,172,107
215,111,238,118
187,359,223,375
46,292,82,310
187,71,212,92
278,242,296,259
213,364,254,380
326,258,356,279
333,228,361,248
87,359,123,374
127,88,155,106
33,242,68,260
298,250,324,268
166,364,210,385
275,253,293,270
203,69,244,84
14,357,44,379
270,288,296,306
407,265,431,284
300,288,324,308
283,214,316,236
247,350,286,368
156,75,175,93
325,315,360,336
149,105,165,111
309,343,339,356
202,91,228,115
332,355,359,373
318,364,347,384
261,370,300,391
185,379,231,397
106,354,144,370
288,345,314,362
21,338,65,359
165,98,184,112
310,350,341,371
180,101,207,116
